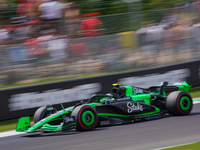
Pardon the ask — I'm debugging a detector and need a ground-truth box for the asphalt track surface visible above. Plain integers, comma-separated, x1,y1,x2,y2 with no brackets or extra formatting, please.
1,104,200,150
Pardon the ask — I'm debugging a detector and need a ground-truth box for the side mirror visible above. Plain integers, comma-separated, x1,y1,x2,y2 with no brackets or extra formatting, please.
160,82,168,96
163,82,168,86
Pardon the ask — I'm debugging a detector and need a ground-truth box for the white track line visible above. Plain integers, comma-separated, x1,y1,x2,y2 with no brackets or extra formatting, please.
0,130,24,138
152,143,193,150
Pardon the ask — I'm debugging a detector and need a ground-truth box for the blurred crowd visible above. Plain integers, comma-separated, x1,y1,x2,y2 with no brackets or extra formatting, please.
136,10,200,58
1,0,200,84
0,0,104,66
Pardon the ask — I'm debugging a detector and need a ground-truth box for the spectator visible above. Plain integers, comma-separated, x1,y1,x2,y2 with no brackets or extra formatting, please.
24,38,45,62
0,29,10,66
6,20,39,42
81,12,103,37
68,42,87,61
193,23,200,57
27,0,42,20
16,0,29,18
0,29,10,44
12,0,31,24
37,29,68,62
4,33,28,63
136,23,149,47
48,35,68,61
80,12,103,56
7,45,27,63
38,0,67,32
24,20,41,38
6,25,20,40
13,23,31,41
64,2,81,38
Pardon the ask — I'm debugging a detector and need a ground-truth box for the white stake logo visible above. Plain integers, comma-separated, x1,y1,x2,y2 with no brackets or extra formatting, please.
127,102,143,113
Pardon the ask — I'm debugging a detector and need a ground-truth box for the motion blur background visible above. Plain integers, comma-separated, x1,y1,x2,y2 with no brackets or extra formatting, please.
0,0,199,87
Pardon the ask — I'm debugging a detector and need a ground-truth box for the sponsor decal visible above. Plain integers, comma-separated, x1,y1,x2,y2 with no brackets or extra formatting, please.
172,82,184,86
9,83,101,111
119,69,190,88
100,121,110,125
64,117,74,123
46,107,54,111
133,88,143,94
127,102,143,113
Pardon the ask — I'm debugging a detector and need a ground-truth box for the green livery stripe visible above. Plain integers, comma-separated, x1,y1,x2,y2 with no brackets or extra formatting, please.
97,109,160,117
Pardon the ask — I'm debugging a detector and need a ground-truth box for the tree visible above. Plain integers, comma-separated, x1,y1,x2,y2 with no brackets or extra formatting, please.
71,0,127,15
141,0,186,10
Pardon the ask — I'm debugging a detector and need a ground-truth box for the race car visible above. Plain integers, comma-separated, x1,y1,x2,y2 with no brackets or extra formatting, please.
16,81,193,132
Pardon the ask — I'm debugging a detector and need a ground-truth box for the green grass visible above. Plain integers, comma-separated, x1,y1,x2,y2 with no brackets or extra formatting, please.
190,87,200,98
162,142,200,150
0,87,200,133
0,119,19,132
0,117,34,133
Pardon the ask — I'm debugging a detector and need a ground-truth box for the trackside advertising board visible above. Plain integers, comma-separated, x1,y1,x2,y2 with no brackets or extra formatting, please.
0,60,200,121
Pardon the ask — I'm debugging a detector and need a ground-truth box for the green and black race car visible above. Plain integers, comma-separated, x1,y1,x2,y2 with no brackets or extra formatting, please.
16,82,193,133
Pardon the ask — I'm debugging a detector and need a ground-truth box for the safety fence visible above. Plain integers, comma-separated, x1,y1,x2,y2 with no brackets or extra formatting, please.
0,29,199,85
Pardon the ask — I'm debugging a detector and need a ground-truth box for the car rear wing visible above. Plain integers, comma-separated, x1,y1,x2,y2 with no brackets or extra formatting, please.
156,81,191,93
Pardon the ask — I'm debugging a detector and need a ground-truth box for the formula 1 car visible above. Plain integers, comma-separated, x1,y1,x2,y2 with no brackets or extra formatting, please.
16,82,193,132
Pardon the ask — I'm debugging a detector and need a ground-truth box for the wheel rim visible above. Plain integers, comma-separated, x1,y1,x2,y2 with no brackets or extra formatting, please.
179,96,191,111
82,110,95,126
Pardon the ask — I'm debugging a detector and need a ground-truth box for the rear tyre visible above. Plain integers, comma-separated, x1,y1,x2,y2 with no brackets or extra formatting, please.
34,105,57,123
166,91,193,116
71,105,98,131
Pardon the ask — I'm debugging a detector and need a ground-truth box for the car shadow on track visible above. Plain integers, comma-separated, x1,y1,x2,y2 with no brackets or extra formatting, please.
22,127,108,138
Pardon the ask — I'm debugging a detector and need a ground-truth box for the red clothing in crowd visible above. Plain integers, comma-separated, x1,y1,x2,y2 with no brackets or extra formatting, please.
68,43,87,57
16,0,33,17
17,5,29,16
24,38,43,56
81,18,102,37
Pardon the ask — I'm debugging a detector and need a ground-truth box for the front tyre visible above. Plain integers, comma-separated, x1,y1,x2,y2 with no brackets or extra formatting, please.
34,105,57,123
166,91,193,116
71,105,98,131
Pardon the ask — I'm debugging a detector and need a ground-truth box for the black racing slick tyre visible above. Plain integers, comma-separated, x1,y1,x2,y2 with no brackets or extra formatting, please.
33,105,57,123
71,105,98,131
166,91,193,116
